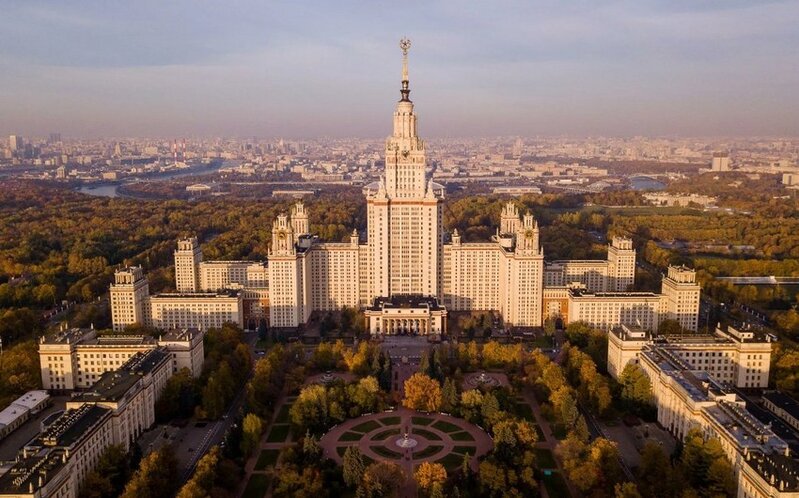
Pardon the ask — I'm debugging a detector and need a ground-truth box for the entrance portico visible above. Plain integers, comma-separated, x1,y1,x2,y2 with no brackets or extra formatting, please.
365,295,447,337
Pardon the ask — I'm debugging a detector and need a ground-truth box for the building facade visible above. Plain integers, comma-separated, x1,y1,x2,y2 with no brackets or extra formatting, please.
608,324,774,389
109,41,701,337
39,327,203,391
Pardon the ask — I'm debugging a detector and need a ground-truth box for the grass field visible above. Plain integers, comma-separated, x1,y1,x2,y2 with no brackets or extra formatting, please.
534,448,557,468
435,452,464,470
372,428,401,440
450,431,475,441
371,445,403,459
542,471,571,498
431,420,461,433
379,416,401,426
351,420,382,433
411,428,442,441
242,474,271,498
411,416,434,426
266,424,290,443
452,445,476,455
254,449,281,470
339,431,364,442
274,404,292,424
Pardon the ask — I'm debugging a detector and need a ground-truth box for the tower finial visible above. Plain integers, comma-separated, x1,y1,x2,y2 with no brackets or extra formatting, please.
399,38,411,102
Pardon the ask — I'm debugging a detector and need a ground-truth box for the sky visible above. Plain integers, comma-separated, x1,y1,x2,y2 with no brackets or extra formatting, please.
0,1,797,138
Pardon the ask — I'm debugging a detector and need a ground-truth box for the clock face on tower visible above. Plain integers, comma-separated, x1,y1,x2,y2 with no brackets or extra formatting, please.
278,232,286,240
525,229,534,238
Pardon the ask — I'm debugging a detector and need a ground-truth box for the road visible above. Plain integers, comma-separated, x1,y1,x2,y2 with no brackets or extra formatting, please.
178,331,257,483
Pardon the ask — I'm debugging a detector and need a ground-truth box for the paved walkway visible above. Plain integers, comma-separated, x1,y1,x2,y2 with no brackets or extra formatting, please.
520,387,581,498
237,393,296,498
320,407,493,498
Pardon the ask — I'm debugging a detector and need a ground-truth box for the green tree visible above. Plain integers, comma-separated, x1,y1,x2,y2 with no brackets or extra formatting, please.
441,378,459,414
343,446,366,488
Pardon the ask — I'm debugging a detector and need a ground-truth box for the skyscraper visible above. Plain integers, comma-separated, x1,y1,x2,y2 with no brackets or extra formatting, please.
8,135,23,154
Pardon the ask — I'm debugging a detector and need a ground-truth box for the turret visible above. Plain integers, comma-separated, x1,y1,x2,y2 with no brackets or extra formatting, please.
269,214,296,256
291,202,309,236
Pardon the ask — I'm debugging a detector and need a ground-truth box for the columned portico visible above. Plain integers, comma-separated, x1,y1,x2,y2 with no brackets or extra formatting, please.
365,295,447,337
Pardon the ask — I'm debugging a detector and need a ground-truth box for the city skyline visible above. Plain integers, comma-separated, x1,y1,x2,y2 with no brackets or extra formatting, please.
1,1,798,138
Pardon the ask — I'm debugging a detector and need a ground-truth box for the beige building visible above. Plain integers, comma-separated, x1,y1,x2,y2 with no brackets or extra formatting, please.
109,40,701,338
65,348,172,451
608,324,774,389
637,344,798,498
1,349,176,498
39,327,203,391
0,404,115,498
0,391,50,441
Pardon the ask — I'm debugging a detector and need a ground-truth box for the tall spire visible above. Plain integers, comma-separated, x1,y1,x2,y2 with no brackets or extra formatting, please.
399,37,411,102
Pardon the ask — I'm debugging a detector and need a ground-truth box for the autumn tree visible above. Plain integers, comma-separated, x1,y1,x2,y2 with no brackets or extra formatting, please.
120,446,179,498
240,413,264,458
414,462,447,497
358,461,405,498
402,373,442,412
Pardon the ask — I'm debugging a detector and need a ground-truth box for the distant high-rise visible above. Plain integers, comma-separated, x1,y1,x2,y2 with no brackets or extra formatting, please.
8,135,23,153
711,152,730,172
48,133,61,144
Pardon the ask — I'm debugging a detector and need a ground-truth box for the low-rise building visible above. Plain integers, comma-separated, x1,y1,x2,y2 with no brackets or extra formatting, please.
763,391,799,433
0,391,50,441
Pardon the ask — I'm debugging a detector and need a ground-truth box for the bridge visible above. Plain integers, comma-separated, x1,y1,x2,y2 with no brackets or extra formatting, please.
716,276,799,285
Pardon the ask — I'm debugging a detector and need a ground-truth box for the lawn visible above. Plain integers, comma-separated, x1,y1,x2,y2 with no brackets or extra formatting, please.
274,404,292,424
413,445,443,459
339,431,364,442
412,416,434,426
411,428,442,441
372,428,401,440
452,445,476,455
534,448,557,469
371,445,403,459
435,452,464,470
450,431,475,441
431,420,461,433
542,471,571,498
379,416,401,426
266,424,290,443
242,474,271,498
254,449,281,470
515,403,535,421
351,420,382,433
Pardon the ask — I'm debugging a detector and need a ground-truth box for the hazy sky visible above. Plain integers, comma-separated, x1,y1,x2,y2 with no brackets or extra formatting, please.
1,1,797,138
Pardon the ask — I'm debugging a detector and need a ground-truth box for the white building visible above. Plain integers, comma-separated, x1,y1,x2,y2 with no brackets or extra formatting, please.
607,324,774,389
110,40,701,337
39,327,203,390
636,344,799,498
0,391,50,441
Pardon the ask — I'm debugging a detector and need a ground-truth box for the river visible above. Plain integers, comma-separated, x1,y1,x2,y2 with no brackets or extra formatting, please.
629,176,666,191
76,160,232,198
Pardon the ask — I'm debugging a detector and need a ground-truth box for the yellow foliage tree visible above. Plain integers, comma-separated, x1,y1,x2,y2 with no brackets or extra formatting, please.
402,373,442,412
414,462,447,493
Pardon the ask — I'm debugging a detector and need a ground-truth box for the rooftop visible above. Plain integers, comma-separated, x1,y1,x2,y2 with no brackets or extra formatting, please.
746,451,799,492
150,289,240,299
368,295,444,311
763,391,799,422
35,404,110,448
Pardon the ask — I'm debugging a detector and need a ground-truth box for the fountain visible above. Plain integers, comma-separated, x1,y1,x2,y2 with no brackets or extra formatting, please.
395,431,418,449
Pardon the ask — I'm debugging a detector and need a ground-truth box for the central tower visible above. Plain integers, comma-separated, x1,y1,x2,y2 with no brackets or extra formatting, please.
366,38,444,299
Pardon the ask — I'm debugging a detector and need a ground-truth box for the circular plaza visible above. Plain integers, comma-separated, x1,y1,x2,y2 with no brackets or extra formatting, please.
319,407,493,472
